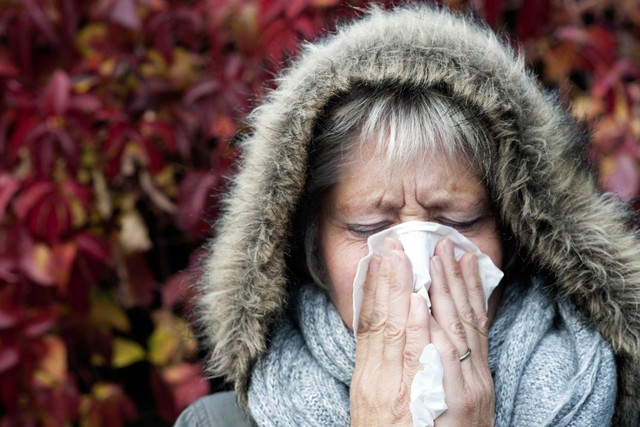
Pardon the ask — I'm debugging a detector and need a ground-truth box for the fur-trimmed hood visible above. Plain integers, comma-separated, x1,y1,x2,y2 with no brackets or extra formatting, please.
195,5,640,425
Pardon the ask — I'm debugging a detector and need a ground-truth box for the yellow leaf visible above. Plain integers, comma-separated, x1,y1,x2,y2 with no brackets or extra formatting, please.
118,207,152,254
112,338,146,368
75,23,107,57
89,291,130,332
37,335,68,383
147,310,195,366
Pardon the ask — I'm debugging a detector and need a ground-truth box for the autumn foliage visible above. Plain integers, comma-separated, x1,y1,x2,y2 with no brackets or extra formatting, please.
0,0,638,426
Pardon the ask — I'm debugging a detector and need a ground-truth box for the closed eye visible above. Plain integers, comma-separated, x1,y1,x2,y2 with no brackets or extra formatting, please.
346,222,391,238
436,217,482,232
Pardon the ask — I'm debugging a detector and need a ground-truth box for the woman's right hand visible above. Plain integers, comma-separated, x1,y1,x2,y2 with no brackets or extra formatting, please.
350,238,430,426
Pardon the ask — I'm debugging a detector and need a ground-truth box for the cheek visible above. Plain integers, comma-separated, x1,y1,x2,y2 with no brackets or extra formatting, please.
473,231,503,269
321,235,367,329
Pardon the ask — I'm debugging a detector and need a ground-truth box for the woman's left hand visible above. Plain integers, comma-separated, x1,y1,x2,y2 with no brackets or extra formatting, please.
429,238,495,426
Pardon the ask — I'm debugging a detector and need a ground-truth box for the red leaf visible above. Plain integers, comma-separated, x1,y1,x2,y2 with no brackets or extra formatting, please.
25,191,73,244
601,154,640,201
286,0,308,19
23,308,57,337
183,79,220,104
176,170,220,236
0,347,19,373
7,116,39,165
44,70,72,116
0,46,19,77
81,383,137,426
484,0,505,28
109,0,142,31
0,307,21,329
151,363,209,422
0,224,30,282
556,26,617,70
141,120,177,152
258,0,286,29
69,93,102,113
516,0,550,40
0,174,20,222
161,271,189,309
76,232,111,265
25,0,61,45
13,182,55,222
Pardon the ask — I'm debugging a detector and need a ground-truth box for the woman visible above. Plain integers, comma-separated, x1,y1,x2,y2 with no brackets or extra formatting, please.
176,5,640,426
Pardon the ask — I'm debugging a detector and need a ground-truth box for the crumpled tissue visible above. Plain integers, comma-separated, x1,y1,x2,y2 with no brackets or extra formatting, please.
351,221,504,427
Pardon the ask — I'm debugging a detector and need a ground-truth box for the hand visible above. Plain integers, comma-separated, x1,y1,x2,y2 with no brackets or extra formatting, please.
429,239,495,426
350,238,430,426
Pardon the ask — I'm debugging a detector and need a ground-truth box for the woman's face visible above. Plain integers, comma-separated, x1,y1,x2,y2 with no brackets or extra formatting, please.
318,145,503,330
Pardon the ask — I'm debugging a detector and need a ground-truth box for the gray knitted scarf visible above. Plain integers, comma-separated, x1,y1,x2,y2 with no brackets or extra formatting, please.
247,279,617,426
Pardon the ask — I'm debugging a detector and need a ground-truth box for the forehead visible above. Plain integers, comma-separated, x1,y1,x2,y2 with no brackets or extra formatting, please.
331,142,488,212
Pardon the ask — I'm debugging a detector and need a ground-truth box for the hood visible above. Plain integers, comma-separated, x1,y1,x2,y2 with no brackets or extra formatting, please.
194,5,640,425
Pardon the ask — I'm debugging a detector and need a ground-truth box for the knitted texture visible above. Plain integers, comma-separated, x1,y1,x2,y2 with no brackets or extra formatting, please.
247,284,354,426
247,280,616,426
488,279,617,426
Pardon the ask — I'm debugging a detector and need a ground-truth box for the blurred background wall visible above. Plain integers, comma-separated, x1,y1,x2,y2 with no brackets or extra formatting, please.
0,0,638,425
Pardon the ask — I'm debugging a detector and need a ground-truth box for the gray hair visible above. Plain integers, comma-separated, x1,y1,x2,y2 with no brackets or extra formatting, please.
299,85,494,288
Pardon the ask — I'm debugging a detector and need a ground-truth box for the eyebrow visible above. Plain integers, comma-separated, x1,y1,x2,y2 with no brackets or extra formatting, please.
337,194,487,216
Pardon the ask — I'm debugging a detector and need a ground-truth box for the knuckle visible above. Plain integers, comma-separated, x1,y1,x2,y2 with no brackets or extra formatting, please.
451,262,463,280
448,319,467,341
444,346,460,363
461,393,480,413
388,277,403,293
459,304,477,326
469,275,483,293
405,320,424,336
384,322,403,341
357,318,371,335
476,313,490,336
369,310,386,332
403,347,420,366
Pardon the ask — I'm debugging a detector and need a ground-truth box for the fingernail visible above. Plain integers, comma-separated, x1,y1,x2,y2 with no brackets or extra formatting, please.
369,256,381,273
444,238,454,257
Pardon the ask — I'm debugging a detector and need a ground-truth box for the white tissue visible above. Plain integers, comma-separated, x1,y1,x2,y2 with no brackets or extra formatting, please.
351,221,503,332
410,344,446,426
350,221,504,427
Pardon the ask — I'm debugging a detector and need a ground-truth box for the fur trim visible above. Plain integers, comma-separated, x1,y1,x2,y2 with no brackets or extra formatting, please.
195,5,640,424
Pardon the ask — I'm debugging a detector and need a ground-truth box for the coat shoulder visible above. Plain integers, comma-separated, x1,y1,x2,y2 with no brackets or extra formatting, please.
174,391,253,427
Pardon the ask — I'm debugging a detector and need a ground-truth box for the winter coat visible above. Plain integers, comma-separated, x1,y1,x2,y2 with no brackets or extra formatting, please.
191,5,640,426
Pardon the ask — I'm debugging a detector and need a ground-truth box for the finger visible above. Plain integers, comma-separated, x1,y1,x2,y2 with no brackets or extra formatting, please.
429,250,468,357
429,314,465,393
355,254,381,362
403,294,430,382
460,252,489,360
435,239,480,363
383,247,413,370
358,255,381,335
366,238,396,358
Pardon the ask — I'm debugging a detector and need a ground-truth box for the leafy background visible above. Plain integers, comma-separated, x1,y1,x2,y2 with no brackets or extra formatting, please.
0,0,638,425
